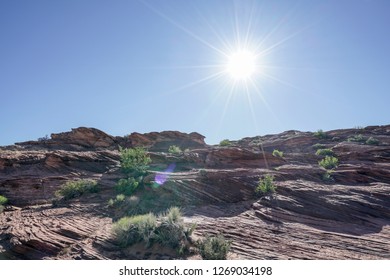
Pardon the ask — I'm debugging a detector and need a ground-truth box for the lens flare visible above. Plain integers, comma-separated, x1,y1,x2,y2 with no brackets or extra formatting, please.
154,163,176,186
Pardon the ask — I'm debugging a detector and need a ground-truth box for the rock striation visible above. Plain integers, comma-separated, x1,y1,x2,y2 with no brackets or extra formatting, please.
0,125,389,259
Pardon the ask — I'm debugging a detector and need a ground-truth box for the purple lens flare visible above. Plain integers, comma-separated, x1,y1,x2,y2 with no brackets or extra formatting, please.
154,163,176,185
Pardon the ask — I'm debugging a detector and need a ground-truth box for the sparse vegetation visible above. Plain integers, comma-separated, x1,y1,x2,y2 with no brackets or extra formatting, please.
115,147,152,198
168,145,182,154
255,174,277,196
347,134,366,143
315,148,334,156
197,234,231,260
319,156,339,170
272,149,284,158
366,137,380,145
0,195,8,205
119,147,151,176
55,179,99,200
219,139,231,146
153,207,196,250
115,177,139,196
313,129,328,139
108,194,126,207
0,195,8,213
112,213,157,247
112,207,196,253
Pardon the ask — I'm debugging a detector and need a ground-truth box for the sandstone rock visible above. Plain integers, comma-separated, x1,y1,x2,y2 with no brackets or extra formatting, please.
1,125,390,260
122,131,206,151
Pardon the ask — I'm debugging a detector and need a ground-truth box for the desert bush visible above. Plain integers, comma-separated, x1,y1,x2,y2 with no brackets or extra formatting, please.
313,129,328,139
315,148,334,156
115,177,139,196
119,147,151,176
255,174,276,195
366,137,380,145
164,206,182,223
312,143,326,150
168,145,182,154
197,234,231,260
55,180,98,200
0,195,8,205
319,156,339,170
112,213,157,247
112,207,196,252
153,207,196,250
272,149,284,157
108,194,126,207
347,134,366,143
219,139,231,146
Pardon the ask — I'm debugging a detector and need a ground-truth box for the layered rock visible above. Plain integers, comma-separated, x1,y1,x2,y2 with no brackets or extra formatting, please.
0,125,390,259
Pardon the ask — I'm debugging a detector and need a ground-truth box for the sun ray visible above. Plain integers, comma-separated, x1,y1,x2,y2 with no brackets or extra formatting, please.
138,0,228,57
165,71,226,96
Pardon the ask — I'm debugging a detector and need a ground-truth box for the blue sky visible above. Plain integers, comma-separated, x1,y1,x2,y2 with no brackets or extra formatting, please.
1,0,389,145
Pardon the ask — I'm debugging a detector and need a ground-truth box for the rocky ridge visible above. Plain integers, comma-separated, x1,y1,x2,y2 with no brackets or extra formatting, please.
0,125,389,259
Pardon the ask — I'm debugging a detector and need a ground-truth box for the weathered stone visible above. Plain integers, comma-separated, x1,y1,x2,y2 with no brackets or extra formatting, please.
0,125,389,259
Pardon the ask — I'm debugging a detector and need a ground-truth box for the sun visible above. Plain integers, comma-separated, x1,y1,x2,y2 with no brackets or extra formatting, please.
226,50,256,81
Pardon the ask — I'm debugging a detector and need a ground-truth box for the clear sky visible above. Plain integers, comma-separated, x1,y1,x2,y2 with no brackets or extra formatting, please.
1,0,389,145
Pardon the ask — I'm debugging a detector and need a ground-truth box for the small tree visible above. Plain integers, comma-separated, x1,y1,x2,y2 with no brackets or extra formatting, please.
319,156,339,170
255,174,276,195
119,147,151,176
115,177,139,196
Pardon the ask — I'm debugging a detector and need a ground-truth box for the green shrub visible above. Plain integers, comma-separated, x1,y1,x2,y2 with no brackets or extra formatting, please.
0,205,4,213
197,234,231,260
164,206,182,223
312,143,326,150
366,137,380,145
0,195,8,205
153,207,196,250
108,194,126,207
119,147,151,176
219,139,231,146
255,174,276,195
115,177,139,196
272,149,284,157
319,156,339,170
112,213,157,247
168,145,182,154
313,129,327,139
315,148,334,156
112,207,196,252
55,180,98,200
347,134,366,143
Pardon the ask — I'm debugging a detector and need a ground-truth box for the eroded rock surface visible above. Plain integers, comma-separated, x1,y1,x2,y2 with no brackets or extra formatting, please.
1,125,389,259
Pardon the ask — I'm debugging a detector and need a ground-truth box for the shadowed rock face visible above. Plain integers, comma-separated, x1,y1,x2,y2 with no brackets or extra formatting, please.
0,125,389,260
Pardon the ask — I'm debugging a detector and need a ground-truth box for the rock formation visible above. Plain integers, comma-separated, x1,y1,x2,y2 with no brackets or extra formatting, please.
0,126,389,259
